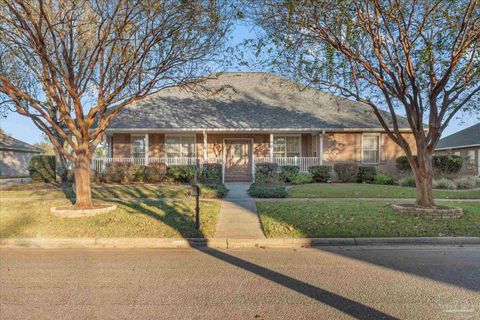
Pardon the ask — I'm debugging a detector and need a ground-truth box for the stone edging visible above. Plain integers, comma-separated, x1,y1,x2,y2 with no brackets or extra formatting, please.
50,204,117,217
1,237,479,249
391,204,463,219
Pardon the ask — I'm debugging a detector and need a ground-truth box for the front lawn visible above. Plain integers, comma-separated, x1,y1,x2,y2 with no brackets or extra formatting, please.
257,200,480,238
0,199,220,238
288,183,480,199
0,183,227,200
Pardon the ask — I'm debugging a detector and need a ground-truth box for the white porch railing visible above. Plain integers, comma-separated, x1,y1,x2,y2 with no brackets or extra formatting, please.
92,157,323,176
92,157,223,173
254,157,323,173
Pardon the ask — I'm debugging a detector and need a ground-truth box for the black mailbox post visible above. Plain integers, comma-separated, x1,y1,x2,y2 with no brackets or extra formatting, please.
191,184,201,229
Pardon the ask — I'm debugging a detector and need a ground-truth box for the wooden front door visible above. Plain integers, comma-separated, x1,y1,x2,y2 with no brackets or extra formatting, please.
225,139,252,182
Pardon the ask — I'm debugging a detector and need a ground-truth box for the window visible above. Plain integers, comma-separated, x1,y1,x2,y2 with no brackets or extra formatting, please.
467,150,475,164
131,135,146,158
273,136,301,157
165,135,196,158
362,134,380,164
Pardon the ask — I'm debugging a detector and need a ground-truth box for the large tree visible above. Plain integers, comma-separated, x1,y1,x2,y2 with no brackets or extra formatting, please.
245,0,480,207
0,0,230,208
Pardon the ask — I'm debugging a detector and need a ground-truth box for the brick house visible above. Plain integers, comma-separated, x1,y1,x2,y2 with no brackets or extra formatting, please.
435,123,480,176
97,72,417,182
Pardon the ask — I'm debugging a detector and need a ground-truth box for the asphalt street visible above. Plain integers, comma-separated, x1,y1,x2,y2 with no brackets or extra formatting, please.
1,245,479,319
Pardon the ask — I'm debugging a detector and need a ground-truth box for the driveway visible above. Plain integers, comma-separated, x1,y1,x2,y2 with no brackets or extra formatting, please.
1,245,479,319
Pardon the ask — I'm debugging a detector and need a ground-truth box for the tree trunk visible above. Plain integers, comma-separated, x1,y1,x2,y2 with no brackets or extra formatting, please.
74,152,93,209
412,149,435,208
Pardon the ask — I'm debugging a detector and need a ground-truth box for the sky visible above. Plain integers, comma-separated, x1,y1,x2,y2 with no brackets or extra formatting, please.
1,22,479,145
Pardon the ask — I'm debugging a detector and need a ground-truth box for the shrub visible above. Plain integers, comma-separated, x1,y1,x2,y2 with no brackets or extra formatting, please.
308,165,332,182
145,162,167,183
167,165,195,183
398,175,416,187
202,163,222,184
104,162,135,184
433,155,463,174
255,162,279,184
433,178,457,190
247,183,287,198
396,155,463,175
454,176,478,190
357,166,377,183
290,172,313,185
28,155,56,183
200,183,228,198
333,163,359,182
133,165,147,182
280,165,300,183
280,165,300,182
396,156,417,172
373,172,395,185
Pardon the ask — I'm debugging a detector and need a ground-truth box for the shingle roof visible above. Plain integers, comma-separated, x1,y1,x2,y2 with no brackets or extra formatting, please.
108,72,411,131
436,123,480,150
0,131,43,153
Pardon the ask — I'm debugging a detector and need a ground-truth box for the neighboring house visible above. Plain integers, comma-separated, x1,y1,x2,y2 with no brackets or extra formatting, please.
0,131,43,177
97,72,417,182
435,123,480,176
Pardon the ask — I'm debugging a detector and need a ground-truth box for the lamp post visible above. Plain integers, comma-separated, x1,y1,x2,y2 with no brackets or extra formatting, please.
191,158,201,229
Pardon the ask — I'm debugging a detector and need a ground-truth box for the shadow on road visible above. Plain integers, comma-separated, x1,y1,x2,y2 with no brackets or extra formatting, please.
194,246,399,320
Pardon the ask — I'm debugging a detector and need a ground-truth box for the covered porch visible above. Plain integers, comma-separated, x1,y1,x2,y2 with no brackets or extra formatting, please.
95,131,328,182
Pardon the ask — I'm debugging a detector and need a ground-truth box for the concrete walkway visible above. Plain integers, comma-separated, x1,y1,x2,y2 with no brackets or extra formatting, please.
214,183,266,239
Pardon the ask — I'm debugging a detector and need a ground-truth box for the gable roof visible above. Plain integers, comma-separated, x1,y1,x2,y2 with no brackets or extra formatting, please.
108,72,411,132
436,123,480,150
0,131,43,153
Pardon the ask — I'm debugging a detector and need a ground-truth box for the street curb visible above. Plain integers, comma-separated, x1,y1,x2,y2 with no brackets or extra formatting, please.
1,237,480,249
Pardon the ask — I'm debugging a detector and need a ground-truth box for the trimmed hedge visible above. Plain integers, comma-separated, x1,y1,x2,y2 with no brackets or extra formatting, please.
255,162,280,184
280,165,300,182
396,155,463,174
308,165,332,182
103,162,135,184
145,162,167,183
28,155,56,183
200,183,229,198
334,163,359,182
202,163,222,184
290,172,313,185
167,165,195,183
433,155,463,174
373,172,395,185
357,166,377,183
247,183,287,198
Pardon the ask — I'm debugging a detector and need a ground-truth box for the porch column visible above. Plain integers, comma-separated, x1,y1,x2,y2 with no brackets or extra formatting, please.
320,130,324,165
203,131,208,161
145,134,149,165
269,133,274,161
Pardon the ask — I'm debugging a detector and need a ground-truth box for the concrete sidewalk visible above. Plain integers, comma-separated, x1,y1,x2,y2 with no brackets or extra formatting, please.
214,183,266,239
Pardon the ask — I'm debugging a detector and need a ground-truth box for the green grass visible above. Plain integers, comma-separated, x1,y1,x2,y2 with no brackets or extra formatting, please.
288,183,480,199
0,183,227,200
0,198,220,238
257,200,480,238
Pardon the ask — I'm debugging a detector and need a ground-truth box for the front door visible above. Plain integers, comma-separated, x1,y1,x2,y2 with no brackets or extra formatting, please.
225,139,252,182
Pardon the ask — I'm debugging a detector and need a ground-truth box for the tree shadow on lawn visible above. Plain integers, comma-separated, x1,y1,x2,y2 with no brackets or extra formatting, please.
110,198,398,320
259,202,480,293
